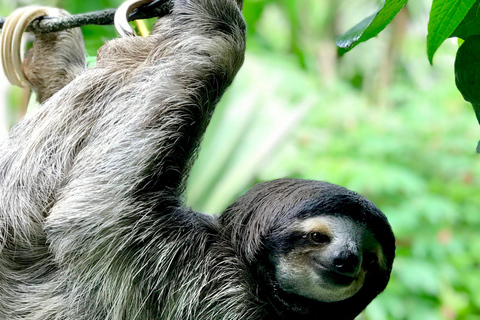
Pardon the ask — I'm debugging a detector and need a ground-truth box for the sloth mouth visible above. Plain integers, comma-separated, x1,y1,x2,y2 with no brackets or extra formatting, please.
312,262,357,286
326,270,356,286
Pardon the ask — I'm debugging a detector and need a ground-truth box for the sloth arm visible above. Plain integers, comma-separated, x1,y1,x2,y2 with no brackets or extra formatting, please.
45,0,245,226
24,16,87,103
0,18,85,253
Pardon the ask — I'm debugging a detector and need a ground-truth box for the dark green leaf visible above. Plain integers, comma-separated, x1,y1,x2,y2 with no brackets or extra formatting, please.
336,0,408,53
451,0,480,40
454,35,480,124
427,0,477,64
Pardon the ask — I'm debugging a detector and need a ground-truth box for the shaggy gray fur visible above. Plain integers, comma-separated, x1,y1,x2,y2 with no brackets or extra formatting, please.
1,0,247,319
0,0,394,319
24,9,86,103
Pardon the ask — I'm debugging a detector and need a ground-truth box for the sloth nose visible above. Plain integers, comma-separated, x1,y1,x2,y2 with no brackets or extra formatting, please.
332,251,360,276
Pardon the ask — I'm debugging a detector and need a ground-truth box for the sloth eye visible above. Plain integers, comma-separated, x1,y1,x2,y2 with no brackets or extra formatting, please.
308,232,330,244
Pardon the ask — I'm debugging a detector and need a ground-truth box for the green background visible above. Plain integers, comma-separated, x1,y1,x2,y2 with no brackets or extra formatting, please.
0,0,479,319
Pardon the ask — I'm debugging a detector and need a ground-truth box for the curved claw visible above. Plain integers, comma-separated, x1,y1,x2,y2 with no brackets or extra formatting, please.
114,0,155,37
1,6,47,88
0,6,63,88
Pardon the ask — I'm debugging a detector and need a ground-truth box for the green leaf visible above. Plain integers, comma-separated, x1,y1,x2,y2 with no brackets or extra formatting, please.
427,0,477,64
336,0,408,53
454,35,480,124
450,0,480,40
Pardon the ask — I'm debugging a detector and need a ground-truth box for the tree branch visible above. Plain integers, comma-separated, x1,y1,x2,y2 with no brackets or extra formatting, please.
0,0,172,34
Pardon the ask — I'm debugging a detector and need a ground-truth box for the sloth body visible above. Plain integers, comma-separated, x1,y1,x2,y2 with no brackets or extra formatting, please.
0,0,394,319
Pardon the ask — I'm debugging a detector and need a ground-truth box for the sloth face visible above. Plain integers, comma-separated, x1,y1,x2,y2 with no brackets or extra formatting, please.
270,216,386,302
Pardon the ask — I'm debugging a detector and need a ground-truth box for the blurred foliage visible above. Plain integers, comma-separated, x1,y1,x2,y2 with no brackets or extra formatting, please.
1,0,479,319
337,0,480,123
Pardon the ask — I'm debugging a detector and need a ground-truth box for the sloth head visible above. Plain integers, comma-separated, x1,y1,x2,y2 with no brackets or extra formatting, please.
220,178,395,318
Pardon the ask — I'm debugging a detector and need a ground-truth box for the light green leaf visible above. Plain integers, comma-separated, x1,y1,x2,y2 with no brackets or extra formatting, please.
336,0,408,53
427,0,477,64
450,0,480,40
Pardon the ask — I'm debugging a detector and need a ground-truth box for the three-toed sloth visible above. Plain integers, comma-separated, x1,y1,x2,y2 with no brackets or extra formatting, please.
0,0,395,319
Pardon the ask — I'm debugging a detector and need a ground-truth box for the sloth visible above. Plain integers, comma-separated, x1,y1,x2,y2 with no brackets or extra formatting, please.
0,0,395,319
